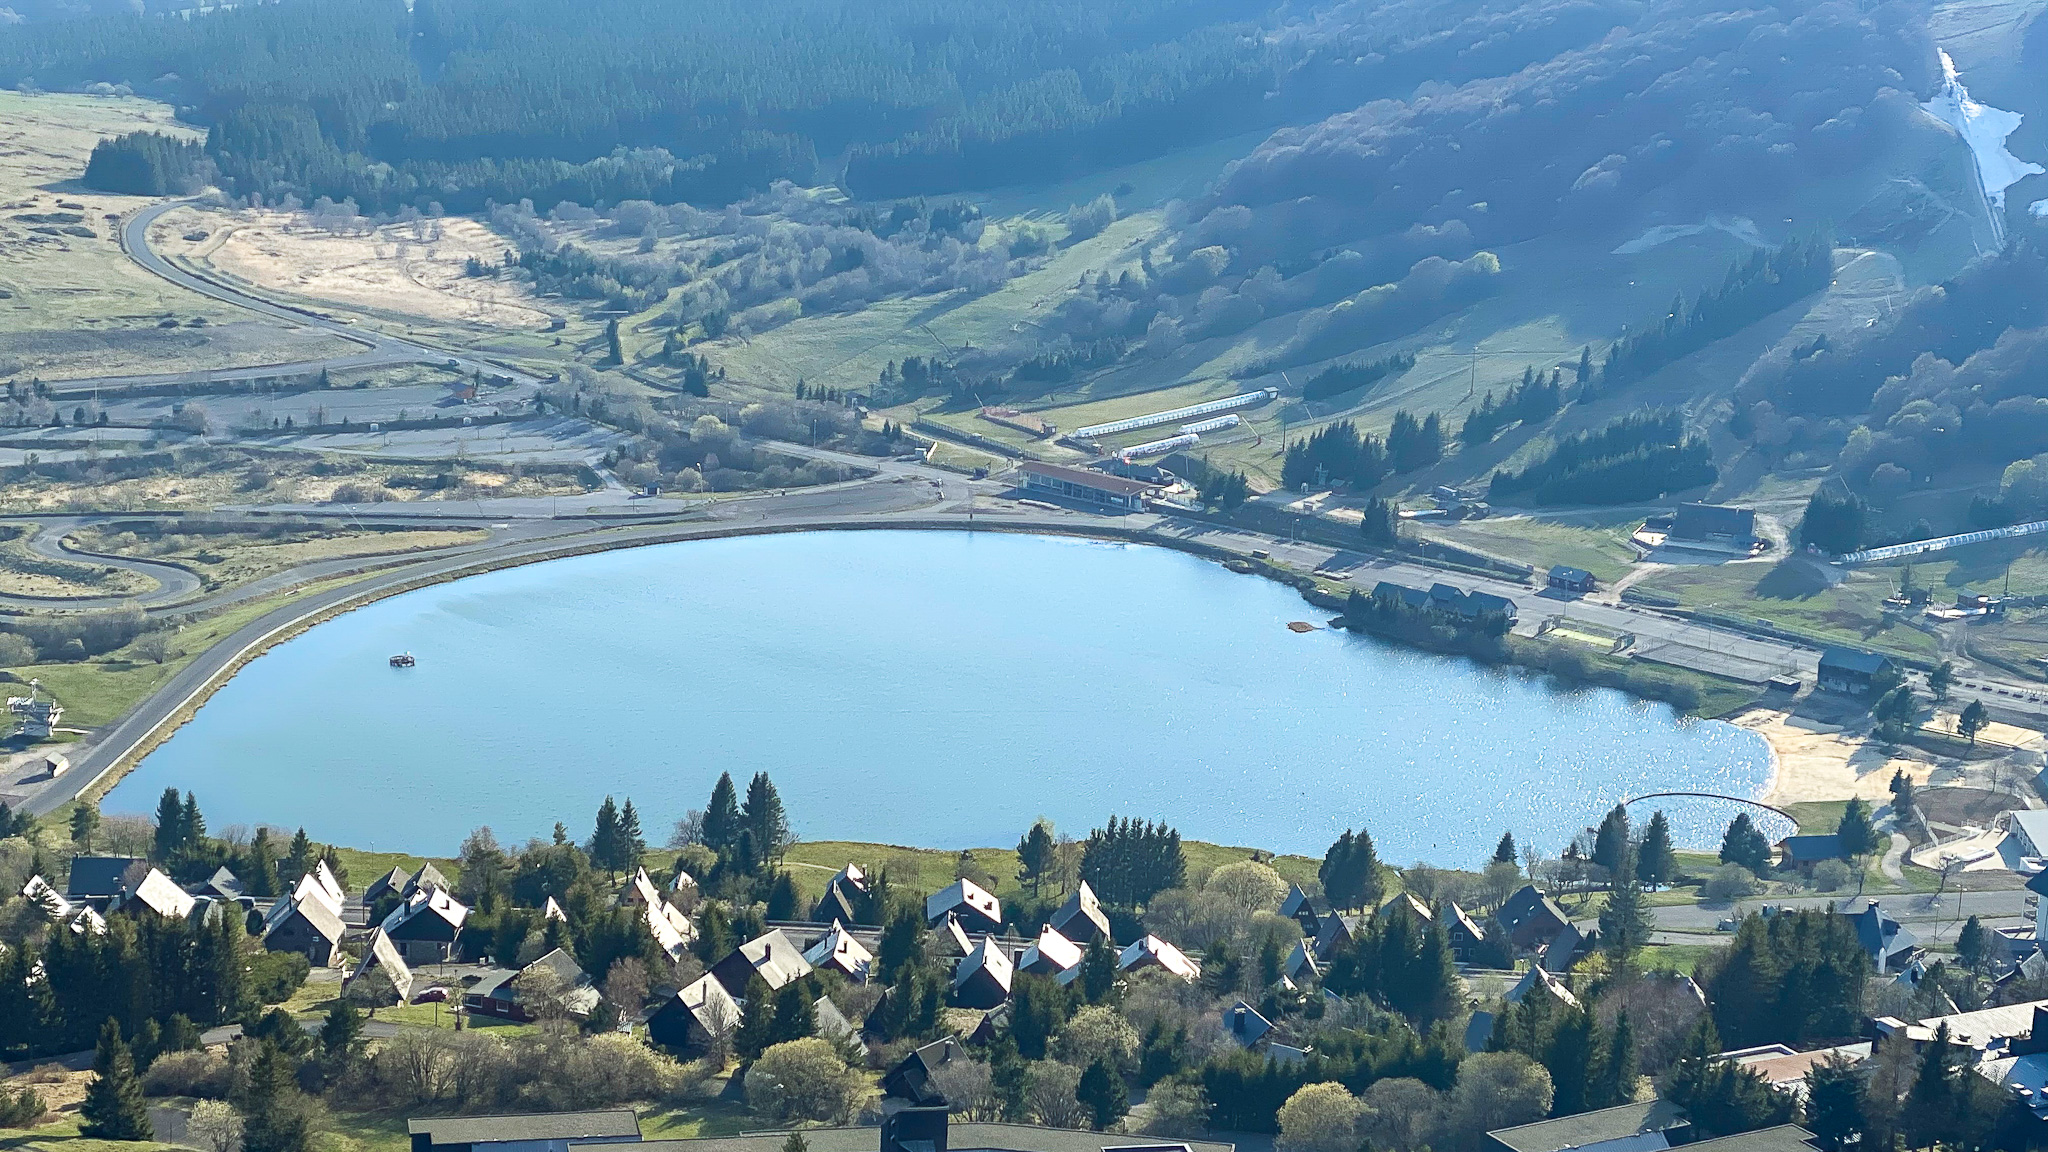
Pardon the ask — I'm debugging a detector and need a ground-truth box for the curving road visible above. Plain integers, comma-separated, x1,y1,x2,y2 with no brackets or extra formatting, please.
34,202,542,396
11,518,203,608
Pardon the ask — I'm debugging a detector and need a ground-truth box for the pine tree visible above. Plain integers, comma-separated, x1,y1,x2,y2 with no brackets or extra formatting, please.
874,904,924,984
1492,831,1518,866
243,829,278,897
320,1000,362,1070
1803,1054,1864,1151
1957,915,1989,971
742,773,788,865
735,975,776,1058
282,828,315,884
153,788,187,860
603,318,624,365
618,799,645,873
180,793,206,847
1599,1011,1638,1108
1637,811,1677,889
80,1019,151,1140
1076,1057,1129,1130
1601,842,1650,958
237,1038,311,1152
71,804,99,853
589,796,622,877
1836,798,1877,859
702,772,742,854
765,871,799,920
1718,813,1772,874
1080,937,1117,1003
1017,820,1057,895
1592,805,1630,881
1901,1023,1961,1150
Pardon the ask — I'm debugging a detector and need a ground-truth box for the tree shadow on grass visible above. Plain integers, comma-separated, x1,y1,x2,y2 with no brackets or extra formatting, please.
1752,559,1833,600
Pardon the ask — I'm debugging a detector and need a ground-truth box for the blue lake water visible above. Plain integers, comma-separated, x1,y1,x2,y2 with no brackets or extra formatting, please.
107,530,1777,862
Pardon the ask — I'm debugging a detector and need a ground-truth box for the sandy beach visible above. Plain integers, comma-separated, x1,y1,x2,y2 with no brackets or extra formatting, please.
1736,708,1939,807
1736,706,2047,809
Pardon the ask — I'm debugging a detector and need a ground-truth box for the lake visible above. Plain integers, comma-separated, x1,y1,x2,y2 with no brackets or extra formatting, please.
108,530,1777,863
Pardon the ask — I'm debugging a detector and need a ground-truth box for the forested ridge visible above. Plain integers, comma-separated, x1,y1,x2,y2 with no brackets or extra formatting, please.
9,0,1623,211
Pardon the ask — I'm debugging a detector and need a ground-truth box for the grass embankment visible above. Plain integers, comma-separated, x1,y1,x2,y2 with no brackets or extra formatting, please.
1631,563,1942,664
73,526,490,589
6,574,365,731
1417,517,1643,584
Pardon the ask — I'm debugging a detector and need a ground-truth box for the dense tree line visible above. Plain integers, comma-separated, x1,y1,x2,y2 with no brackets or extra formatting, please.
1078,817,1185,909
1488,412,1714,506
82,131,209,196
1460,366,1564,446
1203,1024,1463,1132
1301,353,1415,403
1192,0,1935,266
0,904,257,1060
1592,236,1834,394
1698,908,1867,1048
1320,897,1461,1024
10,0,1495,210
1282,419,1390,491
1281,408,1441,491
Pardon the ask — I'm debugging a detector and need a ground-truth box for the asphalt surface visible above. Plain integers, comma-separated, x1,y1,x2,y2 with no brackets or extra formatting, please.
33,201,541,395
0,518,203,610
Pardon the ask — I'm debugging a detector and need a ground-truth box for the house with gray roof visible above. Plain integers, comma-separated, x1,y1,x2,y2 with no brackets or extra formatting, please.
1222,1000,1273,1049
345,927,414,1006
123,868,197,920
1487,1099,1691,1152
1846,900,1921,976
1050,881,1110,944
407,1109,641,1152
66,856,145,907
364,866,411,906
1499,885,1572,950
952,935,1014,1009
381,887,470,963
1818,648,1894,696
1669,503,1757,550
264,892,346,967
646,974,739,1055
927,879,1003,935
1019,926,1083,977
803,921,874,982
710,929,811,998
1278,884,1324,932
195,866,245,901
466,948,600,1021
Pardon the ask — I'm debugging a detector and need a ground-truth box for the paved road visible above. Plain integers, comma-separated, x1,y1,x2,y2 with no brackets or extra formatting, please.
0,518,204,609
33,202,541,395
14,471,966,816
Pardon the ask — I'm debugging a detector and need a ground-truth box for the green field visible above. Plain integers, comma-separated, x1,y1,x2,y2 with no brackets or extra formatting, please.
1629,562,1943,663
1419,515,1643,582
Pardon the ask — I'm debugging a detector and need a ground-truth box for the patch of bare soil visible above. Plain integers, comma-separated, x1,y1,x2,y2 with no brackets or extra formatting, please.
153,206,559,330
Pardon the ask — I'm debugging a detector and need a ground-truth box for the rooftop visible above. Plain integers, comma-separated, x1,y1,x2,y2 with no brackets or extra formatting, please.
633,1125,1234,1152
1488,1100,1689,1152
1018,461,1157,496
1819,647,1892,676
407,1109,641,1146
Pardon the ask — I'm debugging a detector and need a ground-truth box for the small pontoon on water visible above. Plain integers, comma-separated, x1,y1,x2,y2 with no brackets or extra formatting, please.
389,653,416,668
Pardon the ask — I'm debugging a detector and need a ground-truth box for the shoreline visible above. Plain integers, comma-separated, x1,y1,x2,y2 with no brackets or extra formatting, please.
37,511,1786,826
1735,704,2039,812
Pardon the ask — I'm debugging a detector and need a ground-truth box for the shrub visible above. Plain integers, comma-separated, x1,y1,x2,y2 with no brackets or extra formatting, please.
1811,859,1852,893
745,1038,864,1124
1277,1082,1364,1152
140,1050,232,1098
247,951,311,1004
1703,864,1761,902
